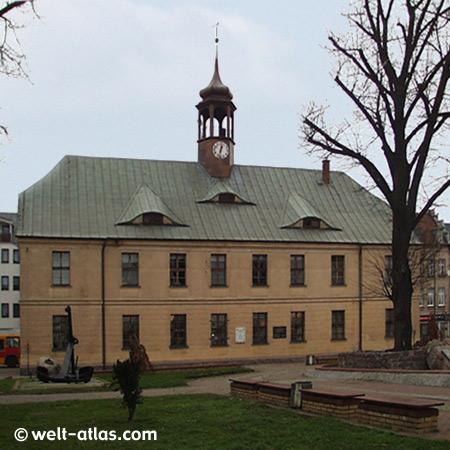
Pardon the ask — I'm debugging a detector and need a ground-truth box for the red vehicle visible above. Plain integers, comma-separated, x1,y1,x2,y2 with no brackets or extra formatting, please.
0,334,20,367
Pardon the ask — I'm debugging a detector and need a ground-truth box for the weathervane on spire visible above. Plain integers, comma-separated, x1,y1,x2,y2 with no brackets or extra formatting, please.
213,22,219,57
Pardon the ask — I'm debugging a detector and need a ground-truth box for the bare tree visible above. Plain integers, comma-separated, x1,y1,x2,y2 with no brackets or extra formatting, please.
301,0,450,351
0,0,35,140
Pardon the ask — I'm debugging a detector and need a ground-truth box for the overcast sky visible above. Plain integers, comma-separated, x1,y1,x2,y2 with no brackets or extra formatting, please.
1,0,450,222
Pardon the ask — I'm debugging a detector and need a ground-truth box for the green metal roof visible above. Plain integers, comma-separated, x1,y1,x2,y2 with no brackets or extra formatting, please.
17,155,393,244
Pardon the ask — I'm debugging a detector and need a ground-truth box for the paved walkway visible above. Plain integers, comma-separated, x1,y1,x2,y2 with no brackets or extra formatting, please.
1,362,450,441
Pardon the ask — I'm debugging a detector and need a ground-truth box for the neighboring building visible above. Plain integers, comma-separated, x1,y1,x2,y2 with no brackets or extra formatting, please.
17,54,416,371
415,213,450,340
0,213,20,334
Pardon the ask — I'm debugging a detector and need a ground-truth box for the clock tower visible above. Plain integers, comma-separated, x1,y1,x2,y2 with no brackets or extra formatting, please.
197,46,236,178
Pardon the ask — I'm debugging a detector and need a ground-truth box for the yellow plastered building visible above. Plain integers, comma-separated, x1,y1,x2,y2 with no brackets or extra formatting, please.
16,55,415,371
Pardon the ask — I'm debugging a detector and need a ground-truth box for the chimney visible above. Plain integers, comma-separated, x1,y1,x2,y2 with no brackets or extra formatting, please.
322,159,330,184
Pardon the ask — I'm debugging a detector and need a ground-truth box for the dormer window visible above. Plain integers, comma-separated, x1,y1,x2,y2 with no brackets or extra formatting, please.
303,217,321,229
218,193,236,203
143,213,164,225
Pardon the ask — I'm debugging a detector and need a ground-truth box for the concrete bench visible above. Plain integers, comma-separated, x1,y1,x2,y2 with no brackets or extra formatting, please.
357,394,444,434
300,388,364,419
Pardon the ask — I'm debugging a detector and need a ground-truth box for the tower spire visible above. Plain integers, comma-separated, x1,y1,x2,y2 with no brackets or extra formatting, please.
196,25,237,178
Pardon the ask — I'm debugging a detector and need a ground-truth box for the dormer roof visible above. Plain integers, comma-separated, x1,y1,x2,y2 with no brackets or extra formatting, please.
281,193,338,229
116,184,185,226
198,179,254,204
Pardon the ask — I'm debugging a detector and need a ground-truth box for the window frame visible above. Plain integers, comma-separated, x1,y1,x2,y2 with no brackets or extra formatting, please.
13,276,19,291
331,255,345,286
427,288,434,307
1,276,8,291
52,251,70,287
438,258,446,277
438,287,446,307
1,248,9,264
331,310,346,341
211,254,227,287
427,259,435,278
385,308,394,338
1,303,9,318
13,249,19,264
13,303,20,318
170,253,187,287
210,313,228,347
170,314,187,348
121,252,139,287
122,315,139,350
290,311,305,343
252,254,268,287
252,312,268,345
290,255,305,286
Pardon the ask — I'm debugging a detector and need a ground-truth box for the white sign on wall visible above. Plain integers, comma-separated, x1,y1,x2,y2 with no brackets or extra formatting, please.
235,327,246,344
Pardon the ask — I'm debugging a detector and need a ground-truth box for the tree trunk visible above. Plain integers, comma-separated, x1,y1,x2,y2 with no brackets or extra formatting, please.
391,209,414,350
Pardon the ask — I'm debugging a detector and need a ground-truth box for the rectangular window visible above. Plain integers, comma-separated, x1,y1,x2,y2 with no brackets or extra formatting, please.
1,303,9,318
170,253,186,287
1,248,9,263
291,311,305,343
252,255,267,286
438,287,446,307
122,315,139,349
331,255,345,286
427,289,434,307
290,255,305,286
170,314,187,348
211,254,226,286
52,251,70,286
52,315,69,351
1,276,9,291
13,276,20,291
13,303,20,318
13,249,19,264
252,312,268,345
438,259,446,277
1,224,11,242
384,255,393,285
385,308,394,338
427,259,435,277
331,310,345,340
211,313,227,347
420,289,424,308
122,253,139,287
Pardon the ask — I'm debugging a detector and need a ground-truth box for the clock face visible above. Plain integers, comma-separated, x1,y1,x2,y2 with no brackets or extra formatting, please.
212,141,230,159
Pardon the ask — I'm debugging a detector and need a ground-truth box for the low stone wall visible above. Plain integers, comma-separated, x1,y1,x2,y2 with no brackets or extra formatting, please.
357,397,440,434
229,379,442,434
230,379,291,407
301,390,361,419
338,349,428,370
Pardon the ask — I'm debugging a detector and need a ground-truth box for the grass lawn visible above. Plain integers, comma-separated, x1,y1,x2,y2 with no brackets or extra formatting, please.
0,366,251,395
1,394,448,449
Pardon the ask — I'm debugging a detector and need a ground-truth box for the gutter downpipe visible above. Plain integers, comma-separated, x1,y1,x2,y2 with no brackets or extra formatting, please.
359,245,363,351
101,239,107,370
